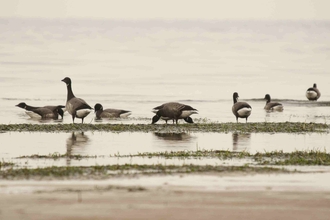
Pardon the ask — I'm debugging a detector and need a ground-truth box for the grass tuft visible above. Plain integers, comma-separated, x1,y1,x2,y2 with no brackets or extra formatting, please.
0,163,288,180
0,122,328,133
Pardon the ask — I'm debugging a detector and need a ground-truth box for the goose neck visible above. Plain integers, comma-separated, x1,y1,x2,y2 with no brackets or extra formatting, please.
233,96,237,104
66,84,75,101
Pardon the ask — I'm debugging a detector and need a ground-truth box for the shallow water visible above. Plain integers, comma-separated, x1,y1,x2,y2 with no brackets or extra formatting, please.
1,172,330,194
0,18,329,179
1,131,329,169
0,18,329,125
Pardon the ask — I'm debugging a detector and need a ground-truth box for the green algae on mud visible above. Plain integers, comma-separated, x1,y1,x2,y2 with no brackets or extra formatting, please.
125,150,330,166
17,153,97,160
0,161,15,168
15,150,330,166
0,122,328,133
254,150,330,166
0,164,288,180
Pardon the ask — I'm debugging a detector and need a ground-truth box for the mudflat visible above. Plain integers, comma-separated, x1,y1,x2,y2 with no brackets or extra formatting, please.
1,179,330,220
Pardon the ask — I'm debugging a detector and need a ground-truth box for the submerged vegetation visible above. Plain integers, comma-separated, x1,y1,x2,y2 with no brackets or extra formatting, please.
254,150,330,166
14,150,330,166
131,149,330,166
1,150,329,179
3,149,327,180
0,122,328,133
17,153,97,160
0,160,15,169
119,149,330,166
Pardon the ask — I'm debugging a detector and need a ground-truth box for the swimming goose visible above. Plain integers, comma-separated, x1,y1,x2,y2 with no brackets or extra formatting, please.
94,103,131,119
232,92,252,123
29,106,64,119
264,94,283,111
306,83,321,101
61,77,93,123
151,102,198,124
16,102,65,119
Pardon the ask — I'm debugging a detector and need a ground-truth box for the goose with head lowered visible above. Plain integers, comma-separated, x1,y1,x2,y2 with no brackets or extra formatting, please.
94,103,131,119
264,94,283,111
306,83,321,101
16,102,65,119
232,92,252,123
151,102,198,124
61,77,93,123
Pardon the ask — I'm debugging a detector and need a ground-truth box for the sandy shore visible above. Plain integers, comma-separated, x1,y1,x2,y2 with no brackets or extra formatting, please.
1,188,330,220
1,173,330,220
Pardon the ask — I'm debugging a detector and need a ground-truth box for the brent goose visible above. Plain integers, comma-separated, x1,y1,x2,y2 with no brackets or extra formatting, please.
264,94,283,111
61,77,93,123
94,103,131,119
151,102,198,124
232,92,252,123
306,83,321,101
16,102,65,119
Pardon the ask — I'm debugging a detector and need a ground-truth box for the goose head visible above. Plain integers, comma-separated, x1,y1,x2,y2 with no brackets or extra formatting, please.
57,107,64,119
264,94,271,102
184,117,194,123
233,92,239,103
94,103,103,112
61,77,72,86
16,102,27,109
151,115,160,124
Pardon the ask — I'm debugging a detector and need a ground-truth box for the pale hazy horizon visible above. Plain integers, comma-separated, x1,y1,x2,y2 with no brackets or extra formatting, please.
1,0,330,20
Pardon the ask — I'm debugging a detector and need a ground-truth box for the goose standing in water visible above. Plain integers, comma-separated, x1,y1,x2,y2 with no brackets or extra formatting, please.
232,92,252,123
264,94,283,111
152,102,198,124
94,103,131,119
16,102,65,119
61,77,93,123
306,83,321,101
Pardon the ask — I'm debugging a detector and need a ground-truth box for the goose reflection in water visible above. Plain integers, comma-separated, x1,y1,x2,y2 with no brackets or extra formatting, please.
232,132,251,151
66,132,89,165
153,132,195,149
154,132,191,141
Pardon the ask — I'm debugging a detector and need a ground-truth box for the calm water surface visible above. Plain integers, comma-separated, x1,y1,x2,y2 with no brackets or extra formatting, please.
0,18,329,124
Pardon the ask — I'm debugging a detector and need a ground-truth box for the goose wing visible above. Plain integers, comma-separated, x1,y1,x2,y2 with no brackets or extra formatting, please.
102,109,131,118
265,102,283,111
236,102,252,111
44,105,65,110
69,98,92,111
31,107,55,119
152,104,165,113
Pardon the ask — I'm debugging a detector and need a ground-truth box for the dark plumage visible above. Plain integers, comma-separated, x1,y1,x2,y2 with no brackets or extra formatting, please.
306,83,321,101
15,102,64,119
29,106,64,119
264,94,283,111
94,103,131,119
232,92,252,123
61,77,93,123
151,102,198,124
